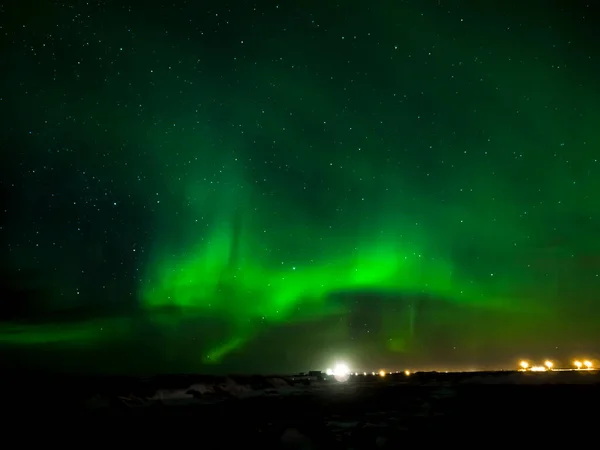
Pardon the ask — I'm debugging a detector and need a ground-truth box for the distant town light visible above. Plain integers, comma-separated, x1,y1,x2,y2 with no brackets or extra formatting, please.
544,360,553,369
405,370,411,376
519,360,529,370
574,361,583,369
583,360,593,369
379,370,386,377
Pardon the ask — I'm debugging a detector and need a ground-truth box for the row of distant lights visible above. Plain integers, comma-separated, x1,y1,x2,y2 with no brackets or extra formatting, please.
353,370,410,377
519,359,594,371
325,364,410,382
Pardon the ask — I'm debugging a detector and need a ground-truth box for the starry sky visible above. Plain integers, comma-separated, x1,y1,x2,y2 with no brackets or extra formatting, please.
1,0,599,374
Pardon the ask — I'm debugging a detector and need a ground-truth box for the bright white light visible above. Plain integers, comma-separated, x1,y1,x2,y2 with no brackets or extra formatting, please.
326,368,333,376
334,363,349,374
332,363,350,382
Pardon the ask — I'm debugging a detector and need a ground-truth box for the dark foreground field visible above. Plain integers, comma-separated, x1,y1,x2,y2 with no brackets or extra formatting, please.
5,371,599,447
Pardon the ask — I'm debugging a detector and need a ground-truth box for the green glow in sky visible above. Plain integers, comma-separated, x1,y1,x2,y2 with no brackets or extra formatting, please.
1,1,599,373
139,188,540,363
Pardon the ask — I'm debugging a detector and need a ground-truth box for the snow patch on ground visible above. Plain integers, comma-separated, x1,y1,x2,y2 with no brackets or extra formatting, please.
327,420,360,428
150,388,193,401
131,377,309,406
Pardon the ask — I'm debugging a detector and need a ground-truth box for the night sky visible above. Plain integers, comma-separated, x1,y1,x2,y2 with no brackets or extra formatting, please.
1,0,599,375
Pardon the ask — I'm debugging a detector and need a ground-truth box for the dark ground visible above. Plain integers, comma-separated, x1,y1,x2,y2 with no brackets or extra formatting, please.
4,371,598,447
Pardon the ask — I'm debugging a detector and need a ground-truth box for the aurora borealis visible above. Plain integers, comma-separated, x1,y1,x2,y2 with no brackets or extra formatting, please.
1,0,599,374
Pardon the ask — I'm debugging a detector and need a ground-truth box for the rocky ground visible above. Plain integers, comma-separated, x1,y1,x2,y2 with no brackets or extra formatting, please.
5,371,599,447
